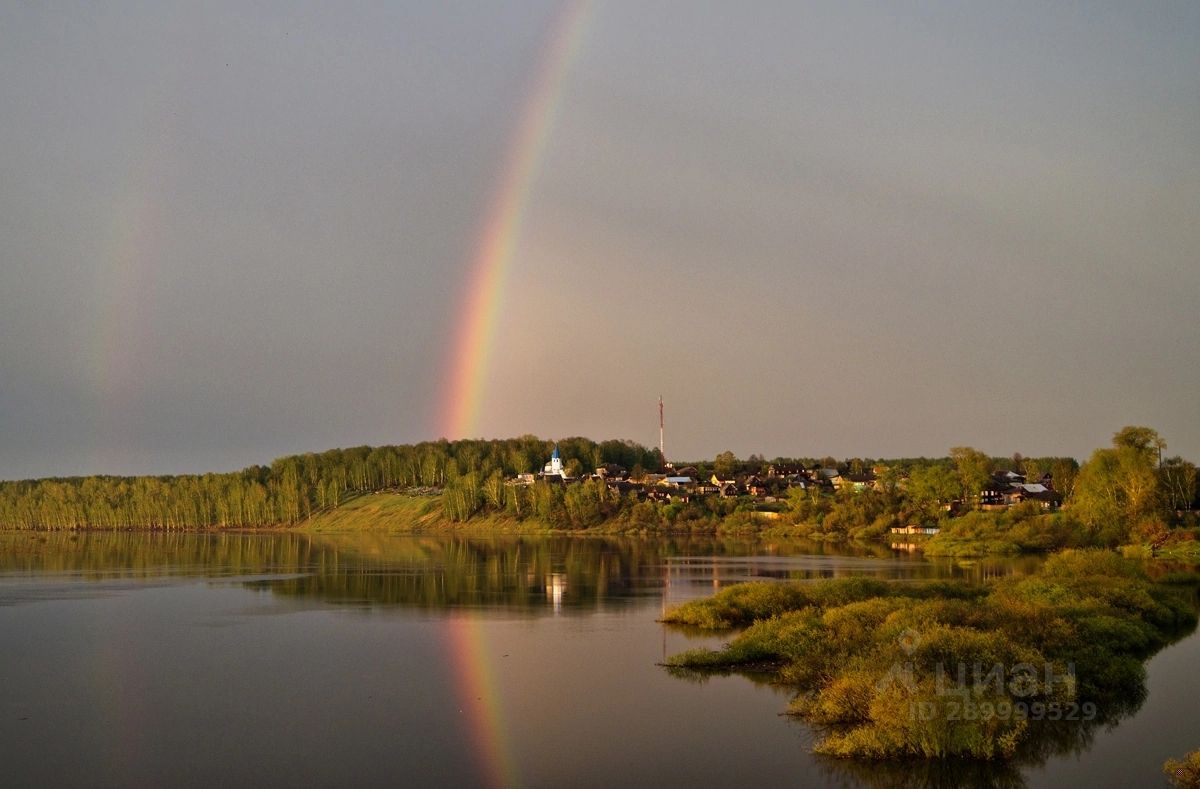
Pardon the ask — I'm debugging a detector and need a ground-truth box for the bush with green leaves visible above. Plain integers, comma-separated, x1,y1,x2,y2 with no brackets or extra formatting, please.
663,550,1198,760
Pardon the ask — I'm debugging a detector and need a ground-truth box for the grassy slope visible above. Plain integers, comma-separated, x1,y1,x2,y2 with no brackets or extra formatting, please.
297,492,557,533
298,493,443,532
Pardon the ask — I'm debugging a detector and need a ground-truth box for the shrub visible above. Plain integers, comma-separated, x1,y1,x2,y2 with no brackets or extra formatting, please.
1165,749,1200,789
663,554,1200,761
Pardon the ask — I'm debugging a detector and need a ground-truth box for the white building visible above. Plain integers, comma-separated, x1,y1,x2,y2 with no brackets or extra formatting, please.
542,444,567,479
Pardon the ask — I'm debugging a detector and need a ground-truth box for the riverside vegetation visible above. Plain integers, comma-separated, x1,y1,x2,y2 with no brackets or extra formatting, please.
0,427,1196,559
1166,748,1200,788
4,428,1198,774
663,550,1200,761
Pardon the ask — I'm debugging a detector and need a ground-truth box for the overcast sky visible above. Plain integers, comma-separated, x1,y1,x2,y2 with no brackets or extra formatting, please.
2,1,1198,479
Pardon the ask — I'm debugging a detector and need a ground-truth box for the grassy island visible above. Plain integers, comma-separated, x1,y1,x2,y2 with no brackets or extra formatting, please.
662,550,1199,760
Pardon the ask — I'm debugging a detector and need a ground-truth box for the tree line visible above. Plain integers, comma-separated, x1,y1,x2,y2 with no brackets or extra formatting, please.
1,428,1195,543
0,436,660,530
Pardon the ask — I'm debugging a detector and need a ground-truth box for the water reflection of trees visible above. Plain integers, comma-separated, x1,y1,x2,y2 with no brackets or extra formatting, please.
0,531,1061,615
811,755,1028,789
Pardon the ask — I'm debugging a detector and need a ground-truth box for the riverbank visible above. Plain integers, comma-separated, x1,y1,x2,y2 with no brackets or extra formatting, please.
296,490,787,535
7,486,1198,567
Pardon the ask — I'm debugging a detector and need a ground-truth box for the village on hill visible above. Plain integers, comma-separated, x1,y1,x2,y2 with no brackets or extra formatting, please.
513,443,1065,519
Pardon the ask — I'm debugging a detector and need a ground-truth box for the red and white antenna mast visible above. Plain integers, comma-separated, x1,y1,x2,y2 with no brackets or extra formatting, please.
658,395,665,464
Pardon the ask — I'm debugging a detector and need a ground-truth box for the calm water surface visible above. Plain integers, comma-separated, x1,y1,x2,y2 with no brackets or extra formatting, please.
0,532,1193,788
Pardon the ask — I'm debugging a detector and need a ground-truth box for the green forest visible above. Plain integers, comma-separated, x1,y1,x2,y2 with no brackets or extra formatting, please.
0,436,660,530
0,428,1196,557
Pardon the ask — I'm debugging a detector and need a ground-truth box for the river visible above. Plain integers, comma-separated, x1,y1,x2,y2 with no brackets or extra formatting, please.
0,531,1193,788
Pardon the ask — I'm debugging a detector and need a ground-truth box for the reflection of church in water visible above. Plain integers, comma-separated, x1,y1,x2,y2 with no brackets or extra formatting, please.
546,573,566,613
540,445,569,613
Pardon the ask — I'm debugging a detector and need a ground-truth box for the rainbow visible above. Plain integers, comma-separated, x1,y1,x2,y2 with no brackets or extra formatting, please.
92,111,177,473
445,615,520,789
439,0,593,440
96,183,161,400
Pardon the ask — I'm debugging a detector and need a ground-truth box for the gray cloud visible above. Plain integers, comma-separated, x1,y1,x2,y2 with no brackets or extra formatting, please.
2,1,1197,478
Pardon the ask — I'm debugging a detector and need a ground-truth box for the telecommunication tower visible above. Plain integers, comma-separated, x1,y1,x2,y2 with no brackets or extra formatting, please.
658,395,665,464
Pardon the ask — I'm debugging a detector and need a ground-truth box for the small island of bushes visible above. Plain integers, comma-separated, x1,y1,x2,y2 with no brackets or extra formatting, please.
662,550,1199,761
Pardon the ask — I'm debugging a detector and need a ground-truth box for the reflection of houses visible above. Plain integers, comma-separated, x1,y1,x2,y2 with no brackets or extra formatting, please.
891,525,940,535
890,525,938,553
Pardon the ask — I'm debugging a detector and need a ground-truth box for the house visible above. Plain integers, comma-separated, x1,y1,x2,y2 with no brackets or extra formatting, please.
594,463,628,480
605,479,641,497
980,481,1009,509
891,525,940,536
767,464,805,478
835,472,876,493
647,488,691,504
1010,483,1062,510
716,481,741,498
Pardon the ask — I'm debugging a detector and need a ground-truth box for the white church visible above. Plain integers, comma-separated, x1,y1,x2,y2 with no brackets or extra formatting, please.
540,444,571,481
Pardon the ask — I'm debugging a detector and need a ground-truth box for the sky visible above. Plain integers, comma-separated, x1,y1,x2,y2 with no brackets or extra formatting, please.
1,1,1198,480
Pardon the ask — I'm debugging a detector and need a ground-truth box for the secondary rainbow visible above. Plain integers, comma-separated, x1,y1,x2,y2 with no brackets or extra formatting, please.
439,0,592,439
92,112,177,472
